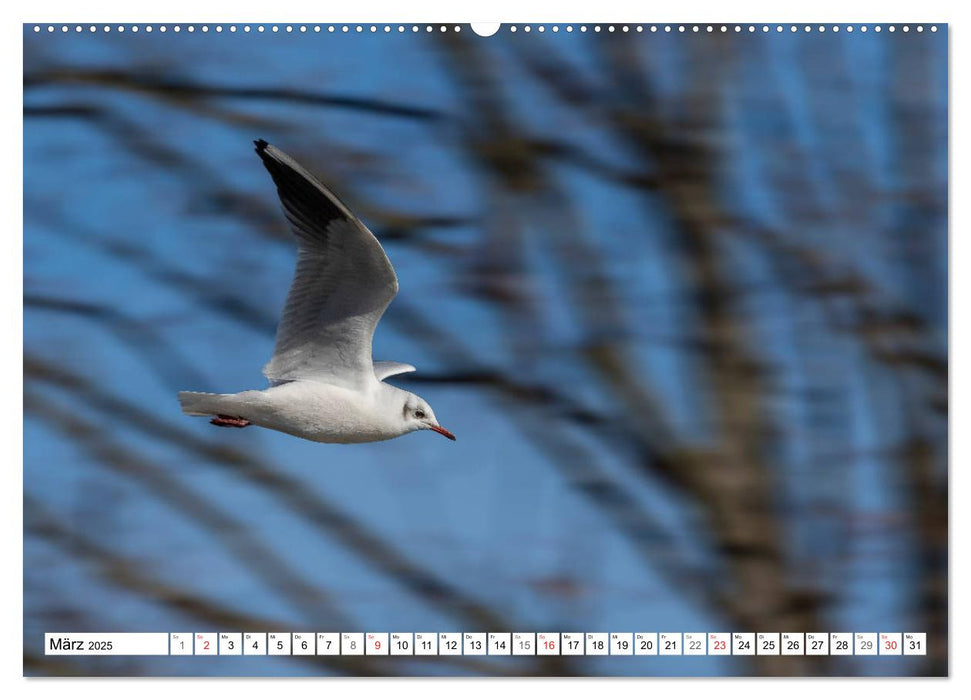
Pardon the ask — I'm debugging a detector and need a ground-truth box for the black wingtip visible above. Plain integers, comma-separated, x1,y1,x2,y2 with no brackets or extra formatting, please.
254,138,270,154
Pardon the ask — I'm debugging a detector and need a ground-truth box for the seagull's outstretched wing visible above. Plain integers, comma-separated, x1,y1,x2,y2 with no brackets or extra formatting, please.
373,361,416,381
255,139,398,387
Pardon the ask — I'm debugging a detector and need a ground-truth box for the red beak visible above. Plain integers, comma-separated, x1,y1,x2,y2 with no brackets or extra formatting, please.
430,425,456,441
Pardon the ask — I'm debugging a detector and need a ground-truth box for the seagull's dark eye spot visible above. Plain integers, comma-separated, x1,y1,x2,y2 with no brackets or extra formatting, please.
415,410,426,419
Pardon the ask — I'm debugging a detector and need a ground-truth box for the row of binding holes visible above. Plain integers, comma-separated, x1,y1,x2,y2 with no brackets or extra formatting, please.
32,25,464,33
508,25,937,33
31,24,940,34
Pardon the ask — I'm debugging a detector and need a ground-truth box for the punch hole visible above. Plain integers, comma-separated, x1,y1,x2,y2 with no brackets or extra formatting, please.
471,23,500,37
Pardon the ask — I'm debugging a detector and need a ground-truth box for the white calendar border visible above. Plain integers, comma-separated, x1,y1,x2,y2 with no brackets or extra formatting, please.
8,0,965,699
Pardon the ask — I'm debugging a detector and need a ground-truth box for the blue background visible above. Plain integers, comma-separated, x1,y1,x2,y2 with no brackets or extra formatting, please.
23,23,948,676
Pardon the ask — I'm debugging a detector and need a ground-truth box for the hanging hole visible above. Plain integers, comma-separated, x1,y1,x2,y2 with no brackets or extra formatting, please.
470,23,500,37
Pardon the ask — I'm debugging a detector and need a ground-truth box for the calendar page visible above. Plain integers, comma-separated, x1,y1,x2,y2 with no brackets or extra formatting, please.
22,20,947,678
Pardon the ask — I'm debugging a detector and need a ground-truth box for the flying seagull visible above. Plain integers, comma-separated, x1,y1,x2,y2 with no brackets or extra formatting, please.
178,140,455,443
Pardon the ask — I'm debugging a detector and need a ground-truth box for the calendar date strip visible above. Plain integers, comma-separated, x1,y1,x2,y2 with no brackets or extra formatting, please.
45,632,926,656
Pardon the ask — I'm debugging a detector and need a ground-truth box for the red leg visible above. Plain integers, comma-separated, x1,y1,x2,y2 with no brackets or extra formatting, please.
210,414,251,428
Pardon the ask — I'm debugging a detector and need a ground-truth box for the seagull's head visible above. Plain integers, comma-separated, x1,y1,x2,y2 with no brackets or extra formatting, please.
403,393,455,441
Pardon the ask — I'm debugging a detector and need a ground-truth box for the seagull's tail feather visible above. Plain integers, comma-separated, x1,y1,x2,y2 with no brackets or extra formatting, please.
178,391,234,417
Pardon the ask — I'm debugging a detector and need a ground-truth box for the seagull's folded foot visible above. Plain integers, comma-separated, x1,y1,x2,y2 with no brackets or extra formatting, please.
210,414,251,428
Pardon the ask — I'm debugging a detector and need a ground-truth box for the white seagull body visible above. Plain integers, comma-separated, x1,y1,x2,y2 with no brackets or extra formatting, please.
178,140,455,444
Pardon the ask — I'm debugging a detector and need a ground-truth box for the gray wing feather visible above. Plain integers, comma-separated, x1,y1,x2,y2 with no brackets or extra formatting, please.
373,361,416,381
255,140,398,386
